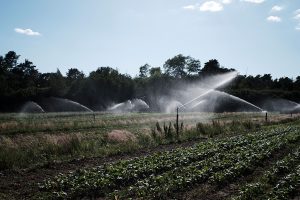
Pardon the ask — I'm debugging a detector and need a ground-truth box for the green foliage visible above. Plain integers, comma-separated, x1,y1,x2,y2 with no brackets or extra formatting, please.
233,147,300,200
66,68,84,82
138,63,150,78
163,54,201,78
164,122,173,140
152,122,177,142
38,126,300,199
195,119,260,138
201,59,234,75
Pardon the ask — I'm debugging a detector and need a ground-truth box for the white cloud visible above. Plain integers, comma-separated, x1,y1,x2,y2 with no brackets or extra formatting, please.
200,1,223,12
14,28,41,36
183,5,197,10
294,13,300,20
222,0,232,4
267,16,281,22
293,10,300,31
241,0,265,4
271,5,283,12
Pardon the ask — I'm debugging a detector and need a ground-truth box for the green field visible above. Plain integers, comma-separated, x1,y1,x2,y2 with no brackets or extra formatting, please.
0,112,300,199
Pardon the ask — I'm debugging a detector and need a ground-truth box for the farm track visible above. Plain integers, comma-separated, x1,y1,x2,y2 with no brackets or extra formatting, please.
0,137,203,199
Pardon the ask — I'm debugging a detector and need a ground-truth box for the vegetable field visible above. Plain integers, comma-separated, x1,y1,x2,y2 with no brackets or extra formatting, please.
1,112,300,199
39,125,300,199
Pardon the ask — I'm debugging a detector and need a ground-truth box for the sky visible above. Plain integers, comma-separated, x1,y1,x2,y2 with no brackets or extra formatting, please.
0,0,300,78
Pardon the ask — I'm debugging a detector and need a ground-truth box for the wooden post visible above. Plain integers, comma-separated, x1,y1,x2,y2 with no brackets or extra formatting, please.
176,107,179,138
265,112,268,122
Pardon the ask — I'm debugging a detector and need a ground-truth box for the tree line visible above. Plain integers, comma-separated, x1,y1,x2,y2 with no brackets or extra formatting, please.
0,51,299,112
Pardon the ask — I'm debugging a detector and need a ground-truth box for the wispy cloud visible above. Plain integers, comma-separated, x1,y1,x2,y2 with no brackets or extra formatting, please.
183,4,197,10
293,9,300,19
271,5,283,12
267,16,281,23
183,1,230,12
294,13,300,20
293,10,300,31
200,1,223,12
222,0,232,4
14,28,41,36
241,0,265,4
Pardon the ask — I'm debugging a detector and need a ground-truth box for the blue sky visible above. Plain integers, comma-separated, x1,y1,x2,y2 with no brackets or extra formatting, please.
1,0,300,78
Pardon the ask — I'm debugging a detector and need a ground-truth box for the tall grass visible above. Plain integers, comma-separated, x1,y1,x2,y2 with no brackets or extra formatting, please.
0,112,299,170
194,119,261,138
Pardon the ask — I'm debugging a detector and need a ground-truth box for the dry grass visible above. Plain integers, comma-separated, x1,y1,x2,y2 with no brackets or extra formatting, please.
107,130,137,143
0,112,299,170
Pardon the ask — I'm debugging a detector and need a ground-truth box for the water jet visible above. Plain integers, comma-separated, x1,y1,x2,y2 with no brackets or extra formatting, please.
19,101,45,113
39,97,93,112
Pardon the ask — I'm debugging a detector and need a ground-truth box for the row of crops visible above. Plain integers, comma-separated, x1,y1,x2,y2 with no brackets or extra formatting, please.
233,147,300,200
39,126,300,199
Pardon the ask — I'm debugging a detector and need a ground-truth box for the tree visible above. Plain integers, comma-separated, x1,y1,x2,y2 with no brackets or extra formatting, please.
139,64,150,78
0,56,7,94
201,59,220,75
260,74,273,89
163,54,187,78
278,77,293,90
186,57,201,75
11,59,39,88
86,67,134,109
3,51,19,71
0,56,4,73
201,59,234,75
149,67,162,77
41,69,67,96
295,76,300,89
66,68,84,81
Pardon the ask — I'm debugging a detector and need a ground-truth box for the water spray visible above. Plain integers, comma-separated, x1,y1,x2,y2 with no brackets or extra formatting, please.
178,71,239,111
179,89,214,109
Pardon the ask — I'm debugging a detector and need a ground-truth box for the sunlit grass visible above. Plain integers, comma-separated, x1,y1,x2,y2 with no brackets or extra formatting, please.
0,112,299,170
